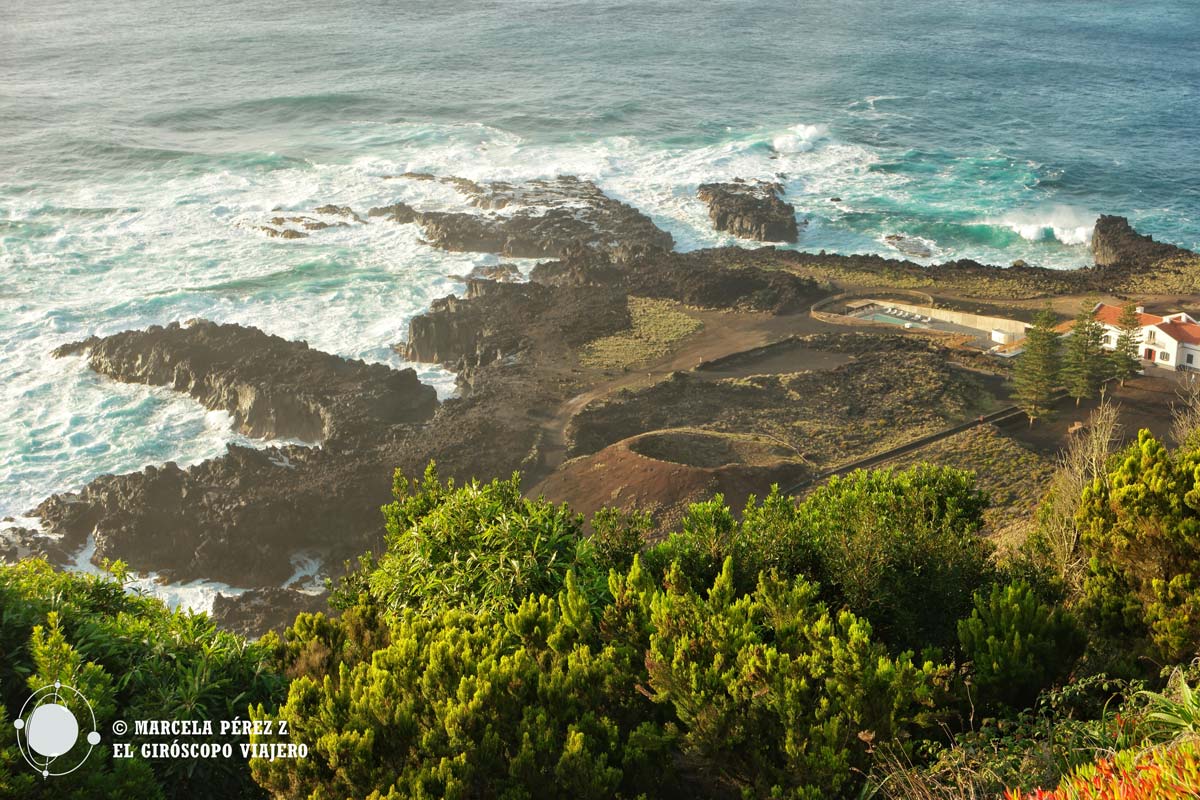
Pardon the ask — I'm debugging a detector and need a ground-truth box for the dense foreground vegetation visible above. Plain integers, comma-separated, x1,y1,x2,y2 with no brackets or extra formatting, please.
6,424,1200,798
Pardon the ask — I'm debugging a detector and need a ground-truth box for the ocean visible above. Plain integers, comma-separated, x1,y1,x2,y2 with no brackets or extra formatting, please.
2,0,1198,531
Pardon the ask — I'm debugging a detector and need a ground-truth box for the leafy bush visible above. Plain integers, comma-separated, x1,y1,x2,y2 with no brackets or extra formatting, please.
798,465,994,653
0,560,284,799
367,463,605,616
1078,430,1200,667
270,601,391,683
252,556,951,800
1139,669,1200,741
958,581,1084,712
590,506,652,573
250,566,673,800
646,559,948,799
642,494,756,594
641,467,993,657
1004,737,1200,799
875,675,1148,799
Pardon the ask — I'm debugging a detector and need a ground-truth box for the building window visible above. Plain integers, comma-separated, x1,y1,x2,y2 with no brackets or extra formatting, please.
1189,354,1195,365
1161,352,1170,363
1103,334,1112,345
1147,330,1157,344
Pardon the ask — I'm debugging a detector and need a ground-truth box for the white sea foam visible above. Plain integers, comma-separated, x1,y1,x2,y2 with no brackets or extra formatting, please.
63,534,238,615
62,534,333,615
284,551,326,594
989,206,1097,246
770,124,829,154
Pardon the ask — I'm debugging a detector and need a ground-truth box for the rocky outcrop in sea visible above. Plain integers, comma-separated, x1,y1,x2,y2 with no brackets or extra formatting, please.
380,175,675,258
54,320,437,443
698,180,800,242
35,322,440,588
1092,214,1191,268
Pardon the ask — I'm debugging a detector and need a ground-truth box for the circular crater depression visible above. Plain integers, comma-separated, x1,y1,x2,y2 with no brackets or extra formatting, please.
627,430,797,469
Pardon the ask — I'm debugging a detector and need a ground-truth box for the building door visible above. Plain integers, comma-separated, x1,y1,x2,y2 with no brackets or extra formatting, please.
1145,348,1156,362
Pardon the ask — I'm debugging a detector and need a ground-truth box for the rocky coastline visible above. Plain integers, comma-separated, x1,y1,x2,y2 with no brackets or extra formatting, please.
8,170,1199,635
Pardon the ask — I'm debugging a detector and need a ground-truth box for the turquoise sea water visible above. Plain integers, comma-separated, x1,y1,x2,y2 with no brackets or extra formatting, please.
2,0,1199,520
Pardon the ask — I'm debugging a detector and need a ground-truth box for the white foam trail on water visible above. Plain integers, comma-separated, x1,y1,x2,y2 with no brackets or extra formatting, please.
284,551,326,595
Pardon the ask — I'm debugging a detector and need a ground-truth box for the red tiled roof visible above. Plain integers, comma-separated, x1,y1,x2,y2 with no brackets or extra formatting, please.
1093,303,1162,327
1157,321,1200,345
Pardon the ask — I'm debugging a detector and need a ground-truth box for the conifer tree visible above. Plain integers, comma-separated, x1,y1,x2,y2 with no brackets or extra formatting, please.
1014,308,1062,424
1109,302,1143,385
1063,301,1107,405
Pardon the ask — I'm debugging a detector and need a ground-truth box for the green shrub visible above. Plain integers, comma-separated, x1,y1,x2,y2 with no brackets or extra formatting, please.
590,507,652,573
958,580,1083,711
646,559,948,799
1078,430,1200,668
798,465,994,653
0,560,283,799
250,566,674,800
642,494,757,594
253,556,952,800
368,463,605,616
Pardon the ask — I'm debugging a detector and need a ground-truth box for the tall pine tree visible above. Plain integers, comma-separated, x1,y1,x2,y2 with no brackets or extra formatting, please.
1109,302,1143,385
1015,308,1062,424
1063,301,1107,405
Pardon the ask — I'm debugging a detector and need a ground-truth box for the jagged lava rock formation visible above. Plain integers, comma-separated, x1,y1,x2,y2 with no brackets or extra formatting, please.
1092,214,1192,268
697,180,800,242
374,175,674,258
54,320,436,443
34,322,439,587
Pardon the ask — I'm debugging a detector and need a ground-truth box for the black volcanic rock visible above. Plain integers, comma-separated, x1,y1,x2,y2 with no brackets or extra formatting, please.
367,202,418,224
54,320,437,443
313,204,365,223
402,279,631,384
0,525,72,565
448,262,524,283
397,175,673,258
698,180,800,242
28,442,403,586
212,588,329,638
259,226,308,239
1092,214,1189,268
530,247,821,315
36,322,443,587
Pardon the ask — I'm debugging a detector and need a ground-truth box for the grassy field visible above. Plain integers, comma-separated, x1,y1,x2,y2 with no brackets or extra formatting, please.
882,425,1055,547
580,296,703,370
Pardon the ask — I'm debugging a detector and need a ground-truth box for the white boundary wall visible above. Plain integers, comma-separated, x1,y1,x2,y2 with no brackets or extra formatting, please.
883,300,1029,336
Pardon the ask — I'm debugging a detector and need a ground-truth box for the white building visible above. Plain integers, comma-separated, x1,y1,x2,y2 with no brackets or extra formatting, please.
1088,303,1200,372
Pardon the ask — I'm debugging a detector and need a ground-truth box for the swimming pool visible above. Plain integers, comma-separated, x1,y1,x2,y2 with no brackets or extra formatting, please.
860,312,929,328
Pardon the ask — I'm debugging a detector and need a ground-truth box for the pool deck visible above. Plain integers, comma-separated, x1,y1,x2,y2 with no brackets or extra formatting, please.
852,306,994,348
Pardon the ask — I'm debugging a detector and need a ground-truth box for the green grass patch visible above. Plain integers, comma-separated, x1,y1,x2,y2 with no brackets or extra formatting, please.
580,296,703,370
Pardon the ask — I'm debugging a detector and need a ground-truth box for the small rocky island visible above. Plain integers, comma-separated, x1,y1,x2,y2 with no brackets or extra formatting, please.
698,179,800,242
